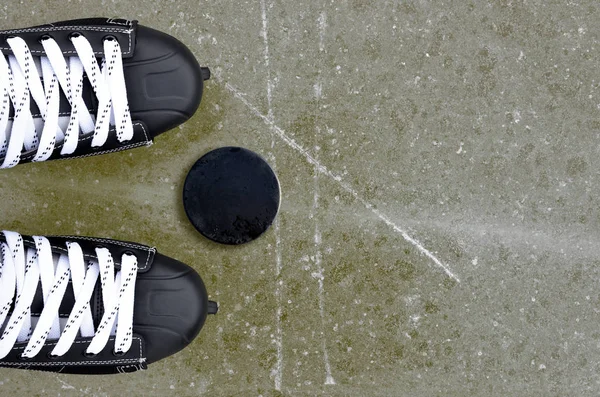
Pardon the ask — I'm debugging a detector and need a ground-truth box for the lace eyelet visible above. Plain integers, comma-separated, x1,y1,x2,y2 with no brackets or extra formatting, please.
38,34,53,43
68,32,83,40
5,35,15,43
112,350,126,357
83,351,97,358
18,354,32,361
47,352,60,360
119,138,133,145
103,35,118,42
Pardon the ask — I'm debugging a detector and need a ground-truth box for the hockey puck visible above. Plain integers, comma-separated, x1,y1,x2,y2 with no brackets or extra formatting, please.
183,147,281,245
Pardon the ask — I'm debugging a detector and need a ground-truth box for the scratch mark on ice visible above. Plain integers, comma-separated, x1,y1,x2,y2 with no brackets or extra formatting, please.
215,73,460,282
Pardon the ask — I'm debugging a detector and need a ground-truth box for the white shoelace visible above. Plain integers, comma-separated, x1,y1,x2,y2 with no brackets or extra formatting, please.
0,231,138,359
0,34,133,168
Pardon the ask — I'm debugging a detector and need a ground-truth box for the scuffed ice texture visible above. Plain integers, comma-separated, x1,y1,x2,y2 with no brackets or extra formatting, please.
1,0,600,395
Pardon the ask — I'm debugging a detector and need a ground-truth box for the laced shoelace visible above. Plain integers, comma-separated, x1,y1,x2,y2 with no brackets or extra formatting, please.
0,231,138,359
0,33,134,169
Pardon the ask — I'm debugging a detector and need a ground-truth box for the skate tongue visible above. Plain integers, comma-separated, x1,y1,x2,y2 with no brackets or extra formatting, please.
4,56,97,146
3,252,105,337
5,56,97,120
2,278,77,337
24,76,96,122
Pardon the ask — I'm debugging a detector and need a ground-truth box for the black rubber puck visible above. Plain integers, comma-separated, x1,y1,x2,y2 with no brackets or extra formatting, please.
183,147,281,245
